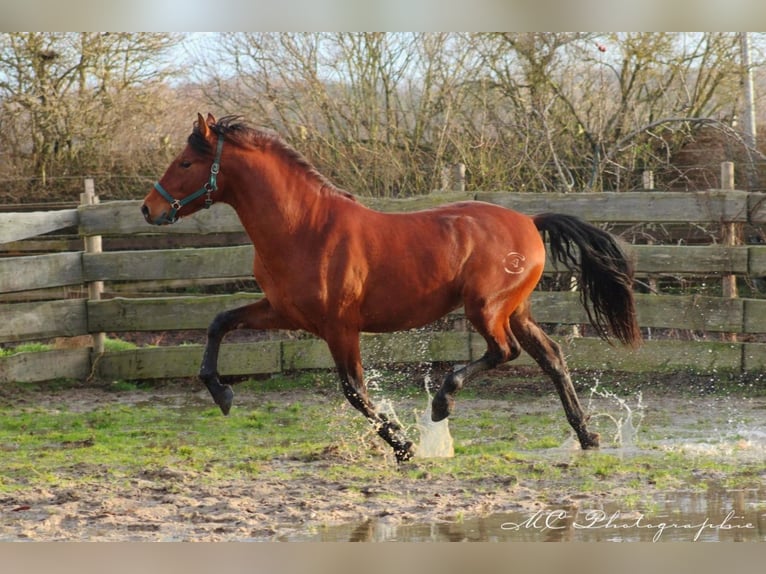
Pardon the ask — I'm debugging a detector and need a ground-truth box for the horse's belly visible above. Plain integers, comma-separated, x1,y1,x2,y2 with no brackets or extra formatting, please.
359,289,461,332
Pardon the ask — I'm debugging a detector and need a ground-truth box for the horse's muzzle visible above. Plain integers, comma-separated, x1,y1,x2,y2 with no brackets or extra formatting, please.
141,203,170,226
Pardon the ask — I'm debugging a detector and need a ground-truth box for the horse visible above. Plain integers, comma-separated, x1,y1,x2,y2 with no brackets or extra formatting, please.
142,113,641,462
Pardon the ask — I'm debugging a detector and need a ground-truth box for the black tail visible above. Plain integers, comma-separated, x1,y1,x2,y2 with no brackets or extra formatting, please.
533,212,642,347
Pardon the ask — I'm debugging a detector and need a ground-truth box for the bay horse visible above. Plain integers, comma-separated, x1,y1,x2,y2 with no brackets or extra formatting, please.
142,113,641,462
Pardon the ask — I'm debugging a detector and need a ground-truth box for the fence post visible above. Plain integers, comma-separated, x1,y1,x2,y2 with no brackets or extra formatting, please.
642,170,658,339
720,162,738,299
642,170,654,190
720,162,739,344
452,163,466,192
81,178,105,355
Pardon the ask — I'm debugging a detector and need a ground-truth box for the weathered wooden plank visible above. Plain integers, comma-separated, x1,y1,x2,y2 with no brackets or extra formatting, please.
78,191,759,238
282,339,334,370
78,194,477,237
0,252,83,293
0,299,88,343
561,338,743,372
95,342,282,380
82,245,254,282
360,331,471,364
81,243,755,286
531,292,745,333
749,246,766,276
0,348,91,383
542,245,751,275
0,209,79,244
281,332,472,371
87,293,264,332
474,190,751,223
437,333,745,372
1,336,757,384
87,290,754,336
633,294,743,332
748,192,766,224
743,343,766,370
743,298,766,334
78,200,245,236
628,245,748,275
0,232,250,255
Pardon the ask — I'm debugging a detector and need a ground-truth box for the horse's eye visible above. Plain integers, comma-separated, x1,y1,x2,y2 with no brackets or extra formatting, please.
180,160,192,168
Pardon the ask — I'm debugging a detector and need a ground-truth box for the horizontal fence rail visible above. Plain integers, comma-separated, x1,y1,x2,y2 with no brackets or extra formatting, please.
2,186,766,384
3,292,766,344
5,243,766,294
474,190,766,224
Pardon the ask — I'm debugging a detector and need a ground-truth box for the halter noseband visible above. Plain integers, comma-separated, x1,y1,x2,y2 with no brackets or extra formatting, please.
151,136,224,225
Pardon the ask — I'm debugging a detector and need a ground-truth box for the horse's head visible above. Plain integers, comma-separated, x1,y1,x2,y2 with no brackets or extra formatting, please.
142,113,225,225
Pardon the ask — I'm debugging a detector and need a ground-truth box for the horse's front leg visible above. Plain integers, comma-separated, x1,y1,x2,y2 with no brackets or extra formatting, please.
200,298,294,415
327,332,415,462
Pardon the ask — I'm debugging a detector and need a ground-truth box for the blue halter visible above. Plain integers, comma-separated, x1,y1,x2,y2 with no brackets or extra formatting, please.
151,136,224,224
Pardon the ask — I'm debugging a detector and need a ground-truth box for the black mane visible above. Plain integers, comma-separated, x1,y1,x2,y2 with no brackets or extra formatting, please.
190,116,353,201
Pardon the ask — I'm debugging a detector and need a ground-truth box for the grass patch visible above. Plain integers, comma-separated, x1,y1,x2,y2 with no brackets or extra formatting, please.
0,398,343,492
0,375,763,512
103,337,139,352
239,371,337,394
0,342,53,357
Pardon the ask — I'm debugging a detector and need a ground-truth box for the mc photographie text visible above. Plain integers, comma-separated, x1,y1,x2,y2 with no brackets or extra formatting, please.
501,509,755,542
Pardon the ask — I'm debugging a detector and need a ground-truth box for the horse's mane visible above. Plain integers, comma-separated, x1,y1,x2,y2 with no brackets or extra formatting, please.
189,115,355,201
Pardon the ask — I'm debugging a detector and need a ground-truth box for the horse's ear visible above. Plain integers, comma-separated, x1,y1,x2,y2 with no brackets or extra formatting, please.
196,113,211,139
206,113,217,125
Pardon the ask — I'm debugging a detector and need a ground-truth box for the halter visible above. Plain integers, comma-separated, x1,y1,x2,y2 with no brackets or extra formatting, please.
151,136,224,224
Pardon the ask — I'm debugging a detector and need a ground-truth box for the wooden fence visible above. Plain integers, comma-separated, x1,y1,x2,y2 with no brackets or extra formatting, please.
2,178,766,385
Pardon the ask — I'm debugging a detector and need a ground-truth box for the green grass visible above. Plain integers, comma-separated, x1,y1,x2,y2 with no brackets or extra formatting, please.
0,337,138,358
102,337,139,352
0,342,53,357
0,398,340,492
0,375,763,509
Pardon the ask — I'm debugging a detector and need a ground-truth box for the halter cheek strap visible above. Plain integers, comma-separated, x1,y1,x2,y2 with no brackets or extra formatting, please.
152,136,224,225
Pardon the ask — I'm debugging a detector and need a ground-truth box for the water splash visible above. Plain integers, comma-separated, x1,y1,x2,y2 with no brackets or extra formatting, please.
657,396,766,462
586,380,645,447
413,374,454,458
366,332,455,458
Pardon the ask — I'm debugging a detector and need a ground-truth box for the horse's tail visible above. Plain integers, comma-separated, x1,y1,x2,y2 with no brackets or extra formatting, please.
533,212,642,348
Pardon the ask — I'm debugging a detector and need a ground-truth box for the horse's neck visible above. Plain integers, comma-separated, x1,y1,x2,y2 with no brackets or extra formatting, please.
227,167,331,251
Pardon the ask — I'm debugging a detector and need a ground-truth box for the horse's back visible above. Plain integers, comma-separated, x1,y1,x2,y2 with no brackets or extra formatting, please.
346,200,546,332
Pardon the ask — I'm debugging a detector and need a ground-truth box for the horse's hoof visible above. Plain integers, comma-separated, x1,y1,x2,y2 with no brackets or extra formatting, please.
213,385,234,416
395,441,415,463
430,392,453,422
579,431,600,450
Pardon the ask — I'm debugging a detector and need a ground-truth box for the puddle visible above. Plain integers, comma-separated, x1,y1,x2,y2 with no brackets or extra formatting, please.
285,486,765,542
283,392,766,542
6,380,764,542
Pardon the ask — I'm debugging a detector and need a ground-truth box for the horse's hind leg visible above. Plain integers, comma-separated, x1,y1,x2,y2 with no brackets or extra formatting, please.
509,304,599,449
200,298,294,415
431,304,521,422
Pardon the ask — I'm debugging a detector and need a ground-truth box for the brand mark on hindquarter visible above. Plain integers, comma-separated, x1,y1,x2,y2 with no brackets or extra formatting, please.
503,251,526,274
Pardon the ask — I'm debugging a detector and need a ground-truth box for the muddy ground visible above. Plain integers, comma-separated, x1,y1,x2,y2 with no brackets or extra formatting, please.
1,372,765,541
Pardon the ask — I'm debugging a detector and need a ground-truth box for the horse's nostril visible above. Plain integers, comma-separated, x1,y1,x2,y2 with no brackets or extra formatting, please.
141,204,150,218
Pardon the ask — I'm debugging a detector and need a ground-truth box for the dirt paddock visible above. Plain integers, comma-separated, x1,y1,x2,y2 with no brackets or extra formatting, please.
1,372,764,541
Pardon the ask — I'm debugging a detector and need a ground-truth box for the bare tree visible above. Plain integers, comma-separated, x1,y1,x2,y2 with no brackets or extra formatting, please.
0,32,180,199
464,32,753,192
5,32,759,202
198,32,475,196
